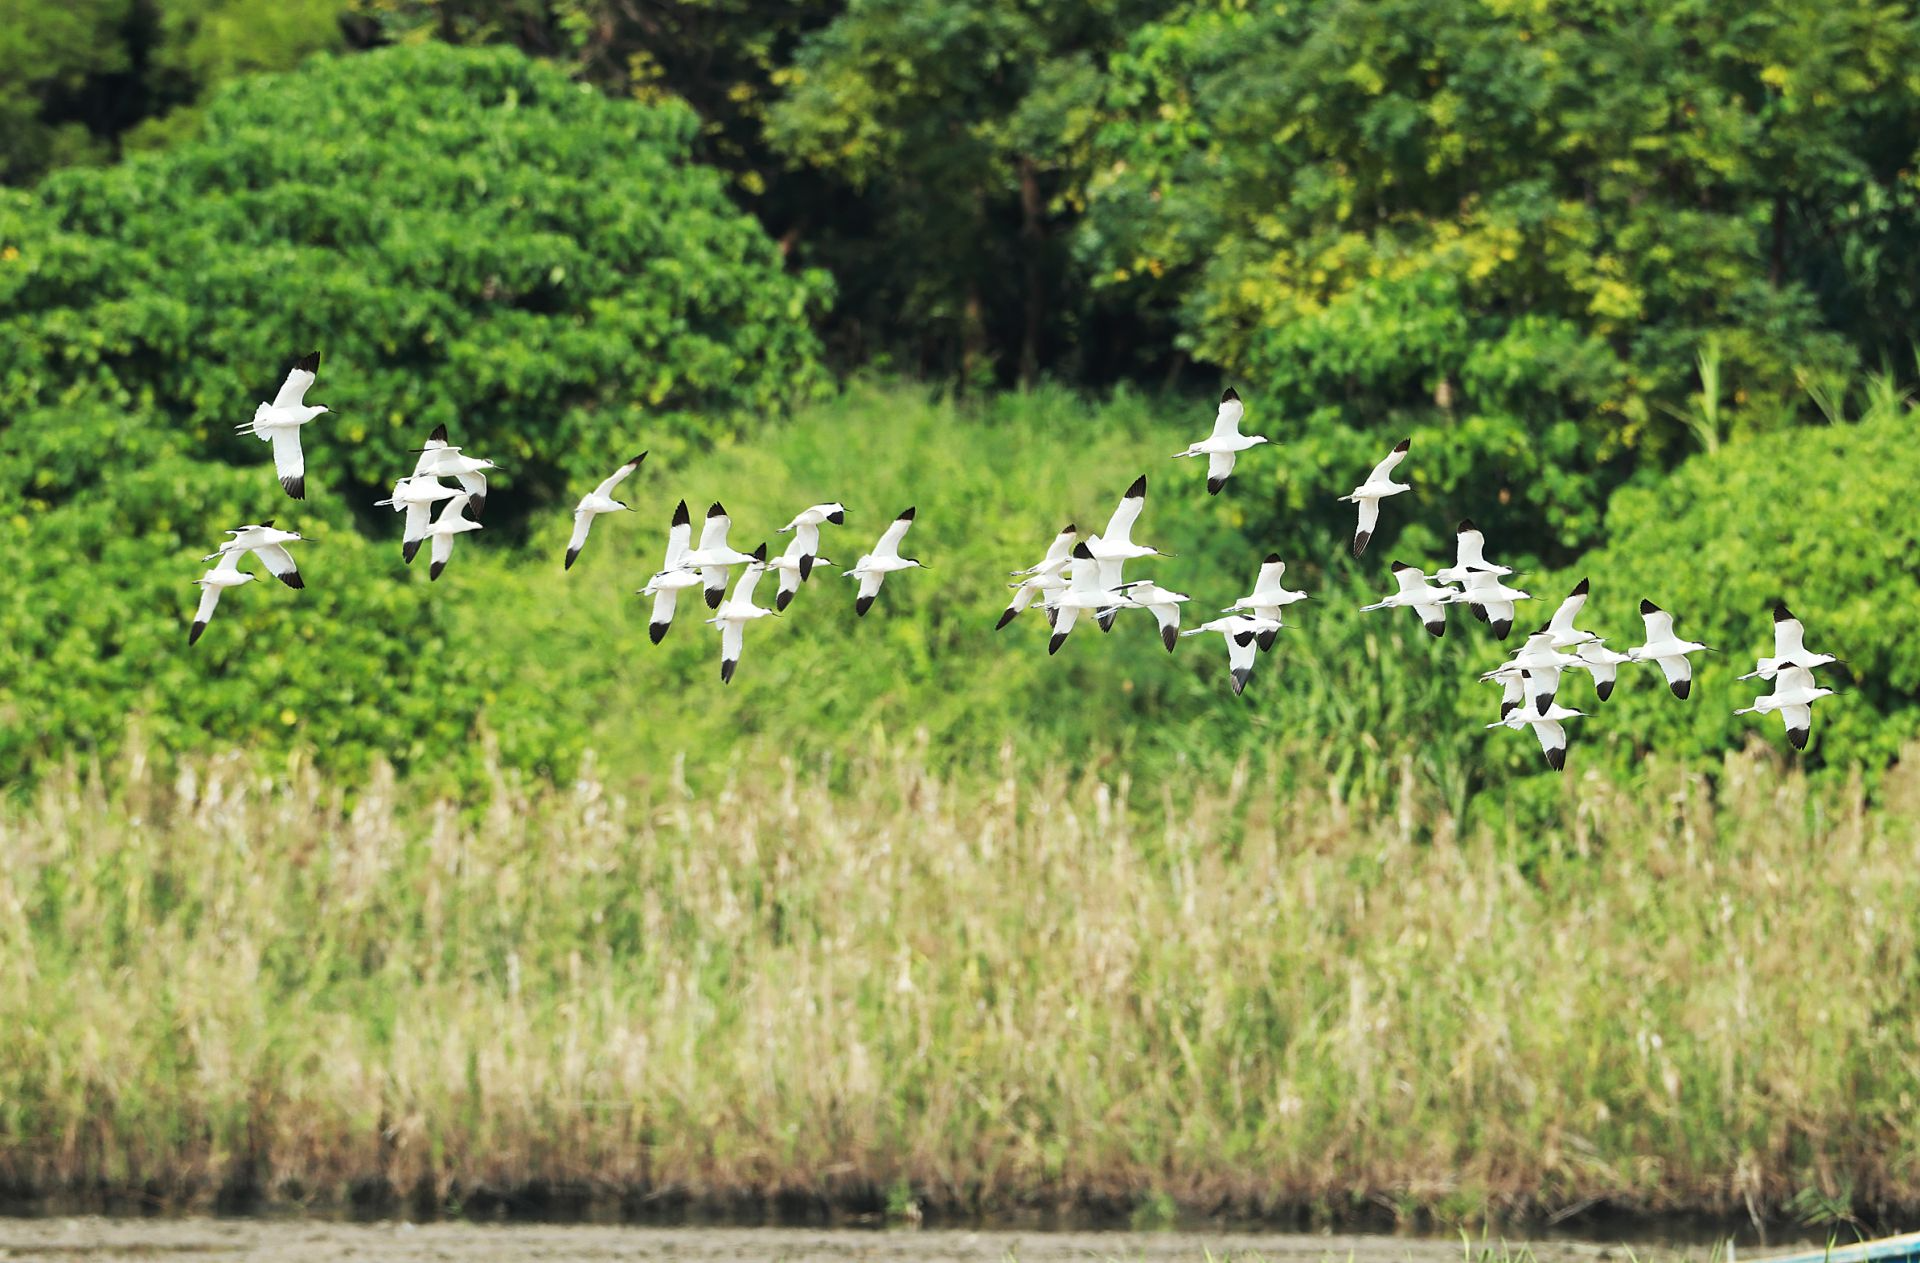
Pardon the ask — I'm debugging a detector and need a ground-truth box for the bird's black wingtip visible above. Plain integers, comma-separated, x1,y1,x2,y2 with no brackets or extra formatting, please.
707,501,726,518
1061,522,1076,535
1787,726,1809,750
1125,474,1147,498
428,423,448,443
720,660,737,685
1047,633,1067,655
1221,387,1239,403
995,607,1017,631
648,623,669,645
1545,747,1567,772
856,595,874,617
1393,438,1410,452
1257,630,1277,652
1457,518,1476,533
1773,601,1794,623
1230,671,1249,696
1207,478,1225,495
279,571,304,590
1491,619,1511,639
1571,577,1590,596
1425,621,1446,638
630,451,648,467
1500,701,1516,719
1264,553,1282,565
1596,680,1614,702
751,543,768,563
672,500,690,526
827,509,845,525
776,591,794,613
293,351,320,373
1072,542,1093,559
798,554,814,581
1162,626,1178,653
564,548,579,570
1670,678,1690,700
1232,631,1255,648
1534,694,1553,714
281,475,305,500
1352,531,1370,558
188,621,206,646
705,588,724,609
429,560,446,581
1640,598,1660,614
898,507,916,521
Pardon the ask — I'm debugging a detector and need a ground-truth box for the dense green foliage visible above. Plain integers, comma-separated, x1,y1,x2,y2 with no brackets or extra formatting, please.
0,0,350,183
0,44,829,780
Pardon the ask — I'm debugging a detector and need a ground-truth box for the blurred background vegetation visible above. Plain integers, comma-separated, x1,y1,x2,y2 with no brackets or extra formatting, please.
0,0,1915,1226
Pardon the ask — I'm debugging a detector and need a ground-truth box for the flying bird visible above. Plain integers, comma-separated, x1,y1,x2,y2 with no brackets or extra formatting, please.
1042,542,1130,653
236,352,327,500
1459,570,1531,639
1010,523,1078,579
1486,700,1586,771
770,536,835,613
1739,602,1842,680
206,522,306,589
1628,599,1711,699
188,548,256,645
1543,579,1599,649
1493,631,1586,714
998,569,1067,632
1735,663,1835,750
1181,615,1279,695
1224,554,1309,651
845,508,923,617
1337,439,1410,558
638,500,703,644
1109,581,1191,652
1570,639,1633,702
1087,476,1170,631
1360,561,1459,637
777,502,847,581
564,451,646,570
681,502,759,609
1173,388,1268,494
412,427,499,518
999,523,1078,630
377,475,457,564
424,490,483,581
709,544,774,684
1434,519,1512,583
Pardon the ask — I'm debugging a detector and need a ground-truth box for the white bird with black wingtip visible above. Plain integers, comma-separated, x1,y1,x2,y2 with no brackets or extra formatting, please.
1181,615,1279,695
845,507,923,616
710,544,774,684
639,500,704,644
1458,570,1532,639
1434,519,1511,583
1736,663,1835,751
1486,700,1586,772
236,352,328,500
564,451,646,570
1360,561,1458,637
1487,630,1585,715
1628,599,1711,699
681,502,760,610
424,490,483,581
377,474,456,564
771,502,846,612
1740,602,1841,681
188,548,255,646
998,522,1077,631
205,522,308,590
1042,542,1131,654
412,426,500,519
1173,388,1268,495
1224,554,1309,651
1338,438,1410,558
1087,475,1170,630
1108,580,1191,653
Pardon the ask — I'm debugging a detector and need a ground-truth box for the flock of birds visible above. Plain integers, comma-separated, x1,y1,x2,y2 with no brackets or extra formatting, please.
192,363,1843,768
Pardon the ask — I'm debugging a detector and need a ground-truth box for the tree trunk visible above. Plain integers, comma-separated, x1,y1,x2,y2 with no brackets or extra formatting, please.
1018,155,1044,390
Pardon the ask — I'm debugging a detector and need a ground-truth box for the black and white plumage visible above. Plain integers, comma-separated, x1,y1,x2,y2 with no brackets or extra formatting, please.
189,547,256,645
709,544,773,685
682,502,759,609
564,451,646,570
771,538,835,613
1491,631,1585,715
1172,389,1268,494
1110,582,1191,652
1337,439,1410,558
1360,561,1459,637
1042,542,1131,654
777,502,847,582
1571,639,1632,702
1087,476,1170,631
424,490,483,581
206,522,307,590
1434,519,1511,583
999,523,1078,630
1459,570,1531,639
1739,602,1841,680
1224,554,1309,651
1735,663,1835,750
638,500,703,644
377,475,457,564
1543,578,1599,649
1486,699,1586,771
845,508,923,617
1628,599,1710,699
411,426,499,519
1181,615,1279,695
235,352,327,500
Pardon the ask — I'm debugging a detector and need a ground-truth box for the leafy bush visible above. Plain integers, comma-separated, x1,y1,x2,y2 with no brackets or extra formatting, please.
0,42,831,517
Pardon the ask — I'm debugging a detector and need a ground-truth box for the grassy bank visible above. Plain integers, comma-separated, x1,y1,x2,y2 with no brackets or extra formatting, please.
0,741,1913,1227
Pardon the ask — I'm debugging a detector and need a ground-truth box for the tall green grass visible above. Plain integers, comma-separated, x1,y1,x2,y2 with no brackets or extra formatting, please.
1,739,1911,1222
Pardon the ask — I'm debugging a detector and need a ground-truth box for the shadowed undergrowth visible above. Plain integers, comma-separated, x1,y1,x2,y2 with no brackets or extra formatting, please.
0,739,1912,1226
